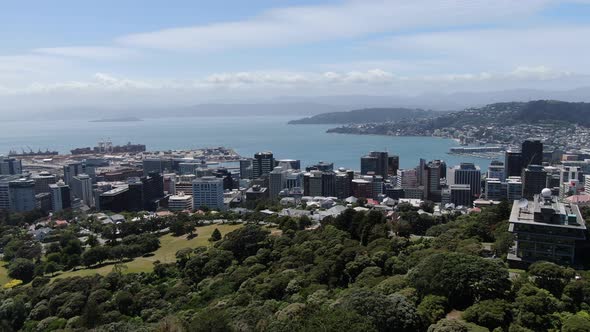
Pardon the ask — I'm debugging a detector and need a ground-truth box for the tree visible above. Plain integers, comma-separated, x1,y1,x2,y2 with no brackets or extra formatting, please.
216,225,269,261
81,246,111,267
513,284,560,331
529,261,575,297
8,258,35,283
209,228,222,242
463,299,512,330
562,313,590,332
85,234,100,248
44,261,61,277
409,252,510,307
417,295,448,327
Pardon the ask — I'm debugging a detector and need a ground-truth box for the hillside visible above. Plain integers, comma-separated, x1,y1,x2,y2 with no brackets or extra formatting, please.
288,107,442,124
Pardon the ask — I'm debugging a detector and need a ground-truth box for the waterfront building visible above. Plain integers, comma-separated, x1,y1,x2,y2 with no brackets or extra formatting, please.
192,176,225,211
508,189,586,266
253,152,274,179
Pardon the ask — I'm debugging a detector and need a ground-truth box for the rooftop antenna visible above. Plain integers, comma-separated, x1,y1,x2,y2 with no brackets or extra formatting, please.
518,198,529,213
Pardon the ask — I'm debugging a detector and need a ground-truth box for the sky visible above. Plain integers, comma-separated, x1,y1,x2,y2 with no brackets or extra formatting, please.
1,0,590,111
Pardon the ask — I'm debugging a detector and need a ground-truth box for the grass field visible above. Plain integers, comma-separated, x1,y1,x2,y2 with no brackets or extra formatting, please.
51,224,243,280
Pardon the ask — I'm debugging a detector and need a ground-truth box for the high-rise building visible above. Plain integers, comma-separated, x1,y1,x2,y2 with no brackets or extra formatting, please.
142,158,173,176
276,159,301,170
585,175,590,194
306,161,334,172
304,171,324,196
351,179,372,199
179,162,199,175
99,186,130,213
485,178,505,201
508,190,586,266
49,181,71,212
0,175,20,210
423,160,445,202
505,150,523,179
449,163,482,197
335,169,354,199
396,169,418,189
449,184,473,207
321,172,336,197
0,156,22,175
488,161,505,180
168,193,193,211
9,178,36,212
71,174,94,207
239,159,254,180
269,167,286,198
253,152,274,179
388,155,400,177
141,172,165,211
360,155,379,176
192,176,225,211
522,140,543,169
506,177,523,201
368,151,388,178
522,165,548,199
32,172,57,194
63,162,95,185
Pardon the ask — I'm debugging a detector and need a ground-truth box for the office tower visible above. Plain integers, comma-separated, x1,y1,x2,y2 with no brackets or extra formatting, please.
99,186,130,213
9,178,36,212
277,159,301,170
304,171,323,196
487,161,505,180
370,175,384,198
142,172,165,211
49,181,71,212
559,166,582,184
0,175,20,210
522,165,548,199
396,169,418,189
522,140,543,169
361,155,378,176
508,190,586,265
369,151,388,178
71,174,94,207
424,160,445,202
285,171,304,190
485,178,505,201
506,177,523,201
179,162,199,175
63,162,84,185
163,173,176,195
335,169,354,199
239,159,253,179
0,156,22,175
253,152,274,179
321,172,336,197
351,179,372,199
449,184,473,207
127,180,145,212
417,158,427,186
269,167,286,198
142,158,173,176
32,172,56,194
307,161,334,172
449,163,482,197
192,176,225,211
504,150,523,179
36,193,52,212
168,193,193,211
388,155,400,177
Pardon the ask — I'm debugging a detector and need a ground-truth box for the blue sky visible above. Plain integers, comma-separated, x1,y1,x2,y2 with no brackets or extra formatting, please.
1,0,590,110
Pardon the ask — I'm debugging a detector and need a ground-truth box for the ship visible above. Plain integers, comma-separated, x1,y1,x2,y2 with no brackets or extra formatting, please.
8,148,59,157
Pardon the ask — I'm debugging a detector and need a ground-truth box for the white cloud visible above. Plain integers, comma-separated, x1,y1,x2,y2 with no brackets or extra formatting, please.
33,46,137,60
117,0,553,51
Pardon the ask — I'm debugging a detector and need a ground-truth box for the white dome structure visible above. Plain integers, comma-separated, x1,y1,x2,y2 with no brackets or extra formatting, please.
541,188,552,198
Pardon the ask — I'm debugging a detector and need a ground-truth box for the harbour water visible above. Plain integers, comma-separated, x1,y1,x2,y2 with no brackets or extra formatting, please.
0,116,494,171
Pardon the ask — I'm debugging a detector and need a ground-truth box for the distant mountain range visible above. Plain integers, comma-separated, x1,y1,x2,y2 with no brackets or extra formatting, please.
288,108,443,124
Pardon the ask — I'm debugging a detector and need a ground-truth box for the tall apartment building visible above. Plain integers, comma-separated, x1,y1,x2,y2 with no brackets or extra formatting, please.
252,152,274,179
192,176,225,211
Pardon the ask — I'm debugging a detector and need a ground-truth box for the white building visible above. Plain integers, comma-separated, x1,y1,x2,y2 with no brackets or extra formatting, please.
192,176,225,211
168,192,193,211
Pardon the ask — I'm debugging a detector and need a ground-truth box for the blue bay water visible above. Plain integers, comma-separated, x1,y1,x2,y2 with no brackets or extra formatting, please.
0,116,494,171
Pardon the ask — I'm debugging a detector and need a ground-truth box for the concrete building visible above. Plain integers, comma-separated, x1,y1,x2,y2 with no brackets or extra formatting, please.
179,162,199,175
449,184,473,207
361,151,388,178
505,150,523,179
488,161,505,180
0,175,20,210
63,162,95,185
485,178,505,201
239,159,253,180
142,158,173,176
276,159,301,170
71,174,93,207
508,189,586,266
521,140,543,169
507,177,523,201
585,175,590,194
192,176,225,211
49,181,71,212
423,160,445,202
351,179,372,199
99,186,130,213
9,178,36,212
396,169,418,189
306,161,334,172
168,193,193,211
388,155,400,177
304,171,324,197
269,167,286,198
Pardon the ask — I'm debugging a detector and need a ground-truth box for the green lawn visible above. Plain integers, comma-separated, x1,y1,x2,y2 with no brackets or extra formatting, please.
51,224,242,280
